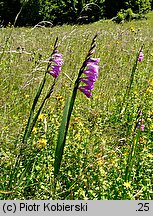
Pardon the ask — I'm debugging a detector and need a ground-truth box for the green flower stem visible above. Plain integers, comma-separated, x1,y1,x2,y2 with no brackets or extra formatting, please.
28,78,56,136
54,34,98,179
54,67,82,179
120,45,144,115
22,37,59,145
124,130,140,182
22,72,47,144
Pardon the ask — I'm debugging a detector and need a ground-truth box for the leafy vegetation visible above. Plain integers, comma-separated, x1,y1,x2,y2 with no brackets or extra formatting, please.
0,0,153,26
0,12,153,200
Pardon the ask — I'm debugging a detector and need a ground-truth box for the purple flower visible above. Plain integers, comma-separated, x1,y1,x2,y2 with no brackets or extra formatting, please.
78,86,93,98
138,51,144,62
80,78,94,90
86,58,100,65
141,124,145,131
89,50,95,55
136,118,145,131
78,57,100,98
138,110,143,116
48,52,63,78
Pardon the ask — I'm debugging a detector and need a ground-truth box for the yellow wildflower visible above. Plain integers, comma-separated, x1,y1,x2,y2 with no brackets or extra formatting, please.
32,127,37,133
95,153,102,159
73,117,80,123
149,78,153,86
38,113,45,121
149,111,153,116
147,153,153,158
123,151,128,156
55,95,64,103
133,91,138,95
85,129,90,134
130,27,135,32
48,164,54,171
96,153,104,166
139,136,147,144
37,139,47,149
97,160,103,166
146,87,153,93
25,94,29,98
75,133,81,141
147,117,152,122
123,182,131,189
78,121,83,127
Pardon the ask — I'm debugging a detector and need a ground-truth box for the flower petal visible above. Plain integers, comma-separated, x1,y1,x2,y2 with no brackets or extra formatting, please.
78,87,92,98
87,58,100,64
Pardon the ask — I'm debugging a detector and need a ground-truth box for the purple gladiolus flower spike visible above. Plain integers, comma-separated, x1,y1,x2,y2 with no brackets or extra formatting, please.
48,51,63,78
138,51,144,62
78,57,100,98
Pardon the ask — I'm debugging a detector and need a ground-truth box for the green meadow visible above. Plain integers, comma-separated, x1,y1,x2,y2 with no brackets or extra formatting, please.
0,12,153,200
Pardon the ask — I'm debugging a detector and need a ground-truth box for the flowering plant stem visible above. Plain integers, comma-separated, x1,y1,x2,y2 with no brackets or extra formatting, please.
120,45,144,115
124,130,140,182
25,78,56,141
54,34,98,181
22,73,47,144
22,37,59,145
124,107,144,183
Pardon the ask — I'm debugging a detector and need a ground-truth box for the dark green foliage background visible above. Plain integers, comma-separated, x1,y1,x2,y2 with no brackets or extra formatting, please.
0,6,153,200
0,1,152,25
